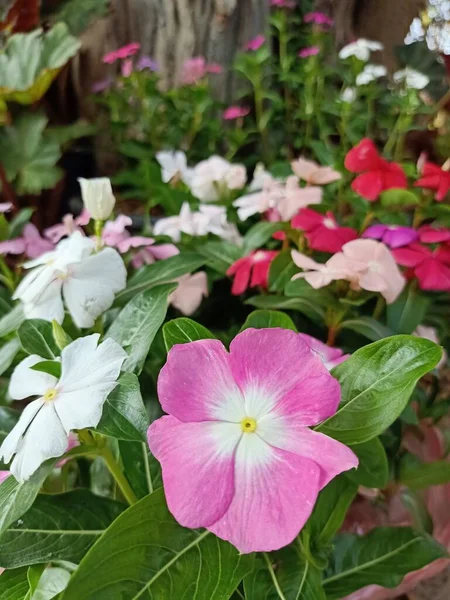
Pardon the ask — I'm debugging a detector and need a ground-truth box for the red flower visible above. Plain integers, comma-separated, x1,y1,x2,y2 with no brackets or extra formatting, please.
393,243,450,292
226,250,278,295
291,208,358,253
344,138,407,201
415,161,450,201
418,224,450,244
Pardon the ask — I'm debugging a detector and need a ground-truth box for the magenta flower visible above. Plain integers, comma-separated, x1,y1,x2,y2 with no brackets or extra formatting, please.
292,208,358,253
0,224,54,259
181,57,222,85
271,0,296,8
148,328,358,553
298,46,320,58
245,35,266,51
226,250,278,295
304,12,333,26
362,224,418,248
223,105,251,120
299,333,349,370
103,43,141,64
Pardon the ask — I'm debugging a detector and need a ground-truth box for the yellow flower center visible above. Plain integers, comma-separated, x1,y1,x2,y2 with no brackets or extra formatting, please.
241,417,257,433
43,388,58,402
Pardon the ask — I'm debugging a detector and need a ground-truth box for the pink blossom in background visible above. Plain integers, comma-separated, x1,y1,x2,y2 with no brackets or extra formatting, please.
181,57,222,85
57,433,80,468
298,46,320,58
299,333,349,370
45,210,90,244
279,176,322,220
393,243,450,292
245,35,266,51
303,12,333,26
292,208,358,253
207,63,223,74
121,58,133,77
0,224,54,259
362,224,418,248
0,203,12,213
169,272,208,315
148,327,357,553
0,471,10,484
223,105,251,120
271,0,296,8
414,325,447,367
103,43,141,64
136,56,159,71
131,244,179,269
418,224,450,244
291,157,341,185
227,250,278,295
91,78,113,93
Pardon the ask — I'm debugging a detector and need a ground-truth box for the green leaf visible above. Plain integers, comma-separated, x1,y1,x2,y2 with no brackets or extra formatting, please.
0,305,25,338
241,309,297,332
107,283,176,374
53,0,110,36
398,456,450,490
347,438,389,488
29,566,71,600
45,121,96,146
31,360,62,379
9,208,34,238
62,488,252,600
339,318,392,342
268,250,298,292
307,475,358,547
18,319,59,359
243,222,282,253
0,489,125,569
244,549,326,600
0,407,19,447
323,527,447,599
97,373,149,442
119,441,161,499
0,461,56,535
116,252,204,306
0,566,29,599
246,295,325,324
380,189,419,207
196,240,242,274
316,336,442,445
163,317,215,352
387,285,430,334
0,337,20,376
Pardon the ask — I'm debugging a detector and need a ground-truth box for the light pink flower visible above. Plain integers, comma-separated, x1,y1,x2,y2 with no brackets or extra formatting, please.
245,35,266,51
169,272,208,315
291,250,352,288
181,57,222,85
298,46,320,58
148,327,358,553
103,43,141,64
121,58,133,77
0,471,10,484
131,244,179,269
44,210,90,244
291,157,341,185
0,224,54,259
223,105,251,120
0,203,12,213
57,432,80,468
299,333,349,370
414,325,447,368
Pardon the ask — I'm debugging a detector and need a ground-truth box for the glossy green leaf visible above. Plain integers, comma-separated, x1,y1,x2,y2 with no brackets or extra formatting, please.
316,336,442,444
243,222,282,253
339,318,392,342
387,285,430,334
323,527,447,599
0,489,125,568
398,456,450,490
380,189,419,206
0,338,20,376
244,548,325,600
62,488,252,600
163,317,215,352
31,360,61,379
97,373,149,442
0,305,25,338
18,319,59,359
240,309,297,332
347,438,389,488
196,240,242,274
246,295,325,324
29,566,71,600
268,250,298,292
107,283,176,374
119,440,161,499
116,252,204,306
0,566,29,600
0,407,19,447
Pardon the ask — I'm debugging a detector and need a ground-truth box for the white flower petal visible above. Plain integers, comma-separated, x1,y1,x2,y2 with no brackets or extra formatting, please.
23,279,65,324
9,355,58,400
55,383,117,432
0,399,44,464
78,178,116,221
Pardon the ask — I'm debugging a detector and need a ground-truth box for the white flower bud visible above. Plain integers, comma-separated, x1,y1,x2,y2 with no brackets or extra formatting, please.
78,177,116,221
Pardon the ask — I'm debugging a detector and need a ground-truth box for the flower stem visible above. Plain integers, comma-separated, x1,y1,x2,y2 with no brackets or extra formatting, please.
94,219,104,251
101,446,138,506
372,295,385,320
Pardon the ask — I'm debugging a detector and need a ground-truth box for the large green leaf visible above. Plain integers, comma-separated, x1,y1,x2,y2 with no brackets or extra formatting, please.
0,305,25,338
0,489,125,569
244,548,326,600
107,283,176,374
339,318,392,342
268,250,298,292
316,336,442,445
18,319,59,359
387,285,430,334
115,252,204,306
97,373,149,442
196,240,242,274
0,407,19,447
0,566,29,600
347,438,389,489
243,221,282,253
240,309,297,332
62,488,252,600
28,566,71,600
0,337,20,376
162,317,215,352
323,527,447,599
119,441,161,499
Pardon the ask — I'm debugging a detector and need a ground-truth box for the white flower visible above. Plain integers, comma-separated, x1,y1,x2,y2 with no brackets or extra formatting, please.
189,156,247,201
156,150,193,185
393,67,429,90
78,178,116,221
339,39,384,62
248,163,274,192
13,231,126,328
339,87,357,103
0,334,127,482
356,64,387,86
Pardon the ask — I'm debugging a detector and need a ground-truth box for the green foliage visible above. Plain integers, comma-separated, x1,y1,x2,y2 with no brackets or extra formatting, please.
348,438,389,488
241,309,297,331
163,317,215,351
398,455,450,490
18,320,59,359
53,0,110,36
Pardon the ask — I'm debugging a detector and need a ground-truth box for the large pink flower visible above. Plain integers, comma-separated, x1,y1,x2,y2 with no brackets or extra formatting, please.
148,328,358,553
292,208,358,253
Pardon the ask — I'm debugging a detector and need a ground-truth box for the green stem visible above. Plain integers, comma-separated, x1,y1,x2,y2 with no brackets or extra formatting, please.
372,295,385,320
253,74,270,164
101,446,138,506
94,219,104,251
263,553,287,600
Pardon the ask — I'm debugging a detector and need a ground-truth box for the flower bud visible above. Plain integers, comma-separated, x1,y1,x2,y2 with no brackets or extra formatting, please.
78,177,116,221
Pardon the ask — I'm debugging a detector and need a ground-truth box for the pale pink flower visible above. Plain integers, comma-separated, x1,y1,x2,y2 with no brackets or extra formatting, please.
223,105,251,120
148,328,358,553
103,43,141,64
169,272,208,315
245,35,266,51
44,210,90,244
131,244,179,269
299,333,349,370
291,250,352,288
0,203,12,213
0,224,54,259
121,58,133,77
280,176,322,219
181,57,222,85
0,471,10,484
56,432,79,468
291,157,341,185
298,46,320,58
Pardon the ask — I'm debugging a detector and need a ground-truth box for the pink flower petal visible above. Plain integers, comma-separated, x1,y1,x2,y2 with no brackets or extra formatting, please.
0,238,26,255
157,339,245,422
117,236,155,253
208,438,320,553
148,416,238,527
